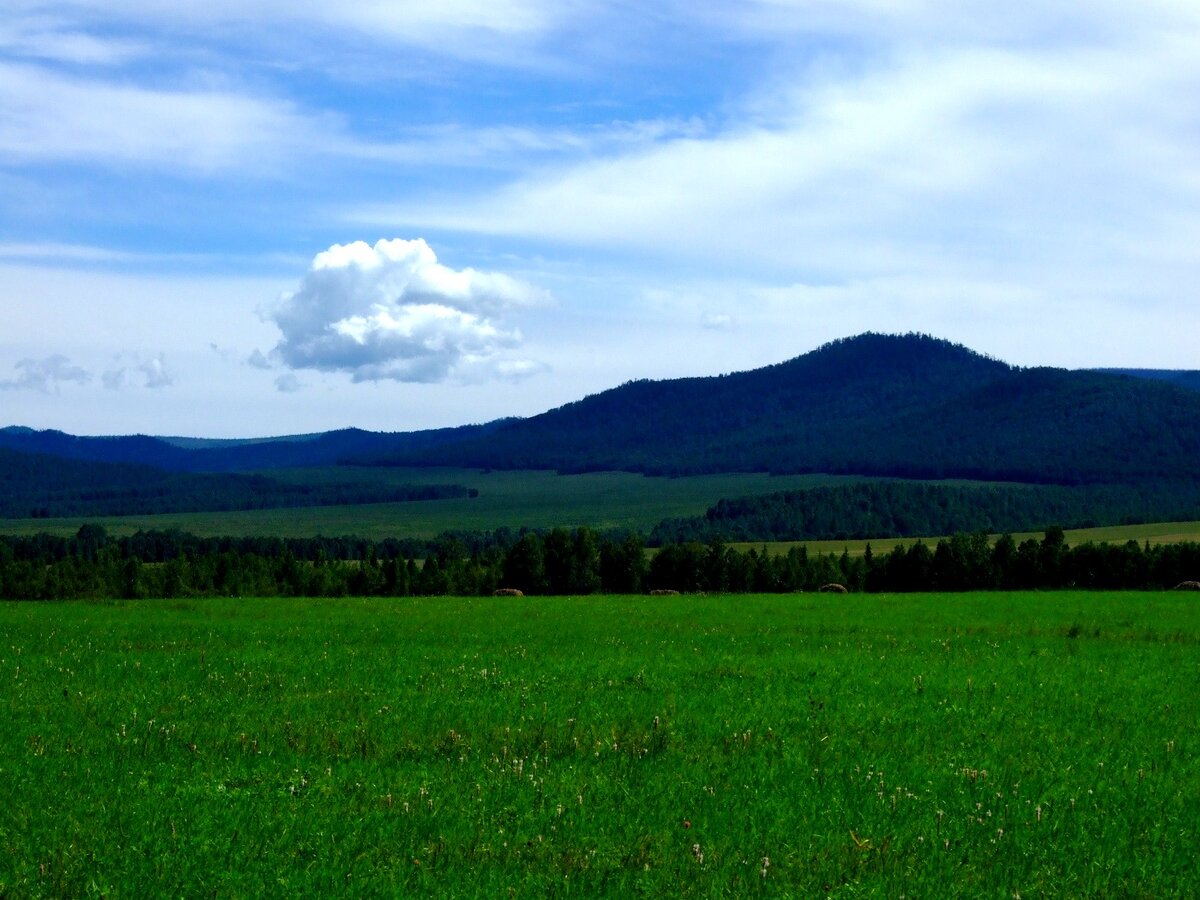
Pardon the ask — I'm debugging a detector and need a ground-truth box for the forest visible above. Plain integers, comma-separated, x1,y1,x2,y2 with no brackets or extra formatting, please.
2,524,1197,600
650,479,1200,543
0,447,473,518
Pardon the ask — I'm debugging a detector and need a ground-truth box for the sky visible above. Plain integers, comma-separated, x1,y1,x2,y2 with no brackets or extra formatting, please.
1,1,1198,437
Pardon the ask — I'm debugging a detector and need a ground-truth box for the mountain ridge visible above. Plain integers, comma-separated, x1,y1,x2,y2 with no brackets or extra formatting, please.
3,333,1199,485
365,333,1200,484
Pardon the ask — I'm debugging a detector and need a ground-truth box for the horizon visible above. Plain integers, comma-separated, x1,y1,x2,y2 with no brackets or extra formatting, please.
2,330,1194,440
2,3,1198,437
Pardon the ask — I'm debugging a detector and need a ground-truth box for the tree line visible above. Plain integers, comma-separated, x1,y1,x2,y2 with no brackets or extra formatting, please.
2,525,1197,600
650,480,1200,544
0,447,473,518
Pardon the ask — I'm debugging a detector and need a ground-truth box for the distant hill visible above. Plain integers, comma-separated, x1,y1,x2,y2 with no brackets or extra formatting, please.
0,423,504,473
4,333,1198,490
367,333,1200,485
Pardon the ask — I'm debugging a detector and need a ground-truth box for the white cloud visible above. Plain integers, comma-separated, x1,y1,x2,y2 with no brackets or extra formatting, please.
270,238,548,384
354,10,1200,327
0,61,324,174
2,0,578,70
0,354,91,392
0,20,147,66
0,241,142,263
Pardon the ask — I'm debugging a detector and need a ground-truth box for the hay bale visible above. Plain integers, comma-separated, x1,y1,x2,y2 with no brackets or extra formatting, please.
819,583,848,594
649,589,681,596
1173,580,1200,591
493,588,524,597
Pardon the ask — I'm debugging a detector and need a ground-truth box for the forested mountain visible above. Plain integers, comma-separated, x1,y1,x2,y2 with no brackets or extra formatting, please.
1097,369,1200,392
0,423,501,472
368,334,1200,485
0,447,472,518
4,333,1198,488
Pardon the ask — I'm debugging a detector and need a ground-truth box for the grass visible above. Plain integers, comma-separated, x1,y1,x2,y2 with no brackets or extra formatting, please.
4,464,1200,553
2,592,1197,896
0,468,860,539
734,520,1200,558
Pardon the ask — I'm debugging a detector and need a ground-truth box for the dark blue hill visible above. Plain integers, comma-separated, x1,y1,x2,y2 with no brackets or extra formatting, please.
369,333,1200,485
0,423,501,473
4,333,1197,489
1096,369,1200,392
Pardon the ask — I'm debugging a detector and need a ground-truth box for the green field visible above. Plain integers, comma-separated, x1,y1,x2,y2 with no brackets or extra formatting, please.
735,520,1200,559
3,593,1197,895
0,468,859,539
5,464,1200,555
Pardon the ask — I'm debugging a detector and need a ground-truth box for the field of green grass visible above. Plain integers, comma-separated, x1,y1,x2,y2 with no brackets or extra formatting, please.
5,464,1200,555
0,468,859,539
3,592,1196,895
734,520,1200,559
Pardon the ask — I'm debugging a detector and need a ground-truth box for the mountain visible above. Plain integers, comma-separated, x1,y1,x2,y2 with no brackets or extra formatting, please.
0,423,503,473
1095,369,1200,392
4,333,1198,488
366,333,1200,485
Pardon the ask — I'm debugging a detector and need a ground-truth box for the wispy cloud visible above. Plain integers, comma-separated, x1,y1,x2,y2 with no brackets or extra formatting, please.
0,355,91,392
100,353,175,390
138,355,173,388
352,13,1200,298
0,20,147,66
274,373,302,393
2,0,582,70
0,61,326,174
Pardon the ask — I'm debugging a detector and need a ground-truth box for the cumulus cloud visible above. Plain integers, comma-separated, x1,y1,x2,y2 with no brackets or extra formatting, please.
0,355,91,392
274,373,302,393
270,238,548,383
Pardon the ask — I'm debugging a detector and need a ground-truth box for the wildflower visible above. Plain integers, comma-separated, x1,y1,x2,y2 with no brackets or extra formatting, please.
761,856,770,878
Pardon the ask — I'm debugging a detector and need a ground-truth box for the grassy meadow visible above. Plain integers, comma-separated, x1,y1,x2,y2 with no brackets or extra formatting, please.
0,468,858,539
2,592,1197,896
732,519,1200,559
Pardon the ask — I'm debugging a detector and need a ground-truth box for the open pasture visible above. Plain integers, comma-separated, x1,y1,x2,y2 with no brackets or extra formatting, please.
0,468,857,539
735,519,1200,559
2,592,1197,896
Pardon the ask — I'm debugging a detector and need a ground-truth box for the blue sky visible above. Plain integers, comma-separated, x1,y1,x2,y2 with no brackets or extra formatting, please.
2,1,1198,437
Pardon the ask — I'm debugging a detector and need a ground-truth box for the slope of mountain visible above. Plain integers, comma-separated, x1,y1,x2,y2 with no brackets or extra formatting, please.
367,333,1200,485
